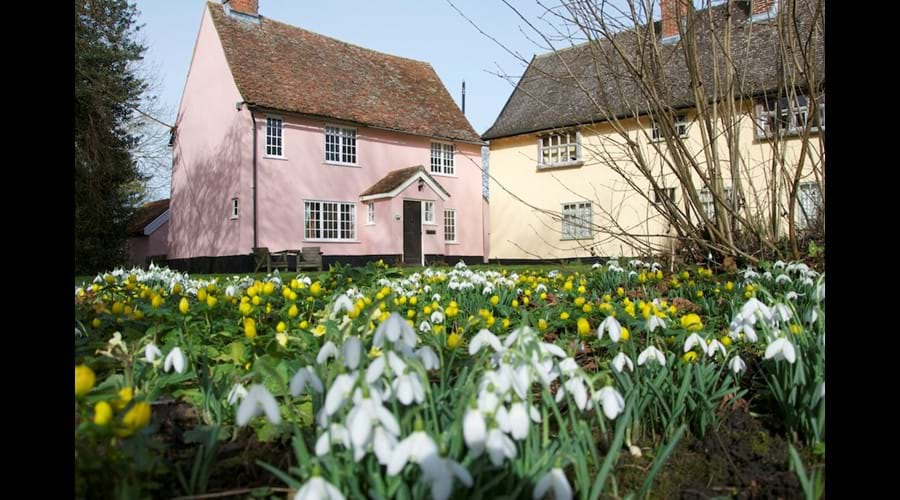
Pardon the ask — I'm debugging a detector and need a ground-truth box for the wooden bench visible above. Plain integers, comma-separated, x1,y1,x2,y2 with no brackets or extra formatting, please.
297,247,323,271
253,247,293,273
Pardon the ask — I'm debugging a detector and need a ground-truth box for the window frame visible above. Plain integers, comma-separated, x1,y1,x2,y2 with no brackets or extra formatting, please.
230,197,239,220
651,113,689,142
698,186,734,221
366,202,375,226
653,187,677,205
537,130,582,169
561,201,593,241
755,94,825,139
265,116,285,158
430,141,456,176
443,209,457,243
324,125,358,166
422,201,436,225
304,200,357,242
794,181,822,231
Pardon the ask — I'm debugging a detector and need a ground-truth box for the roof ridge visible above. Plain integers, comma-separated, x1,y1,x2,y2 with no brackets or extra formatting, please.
210,2,432,68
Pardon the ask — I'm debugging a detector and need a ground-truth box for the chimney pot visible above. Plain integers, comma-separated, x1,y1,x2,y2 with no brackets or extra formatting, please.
224,0,258,17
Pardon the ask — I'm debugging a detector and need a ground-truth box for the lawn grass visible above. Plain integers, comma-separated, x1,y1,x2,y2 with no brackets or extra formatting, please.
75,262,598,287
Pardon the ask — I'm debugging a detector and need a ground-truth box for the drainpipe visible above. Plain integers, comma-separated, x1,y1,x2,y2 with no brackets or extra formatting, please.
249,107,259,250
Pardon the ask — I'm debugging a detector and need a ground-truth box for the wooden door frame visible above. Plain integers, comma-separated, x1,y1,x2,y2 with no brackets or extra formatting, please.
402,199,424,266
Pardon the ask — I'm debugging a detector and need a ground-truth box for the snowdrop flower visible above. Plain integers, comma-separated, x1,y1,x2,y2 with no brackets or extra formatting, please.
637,346,667,367
591,262,601,269
764,338,797,364
416,346,440,370
741,298,773,325
372,426,398,465
470,329,503,355
324,373,357,416
346,389,400,457
387,431,439,475
315,423,351,456
743,267,759,280
729,314,758,342
774,260,786,270
815,283,825,302
419,454,473,500
772,303,792,324
418,320,432,333
706,339,727,357
533,468,572,500
728,355,746,374
598,316,622,342
290,366,323,396
556,376,589,411
811,382,825,407
612,352,634,373
430,310,445,324
374,312,417,349
227,383,248,405
225,285,237,297
548,270,559,279
800,276,814,287
393,370,425,406
342,336,362,370
683,333,705,353
775,274,792,285
539,342,566,359
164,347,187,374
805,308,818,325
294,476,344,500
558,357,579,376
463,407,487,456
508,401,530,440
785,291,801,301
144,343,162,363
592,386,625,420
486,427,517,466
647,315,666,333
333,294,353,314
317,341,339,365
236,384,281,426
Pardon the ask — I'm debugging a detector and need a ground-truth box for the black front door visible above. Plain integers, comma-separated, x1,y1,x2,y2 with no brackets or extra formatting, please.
403,200,422,265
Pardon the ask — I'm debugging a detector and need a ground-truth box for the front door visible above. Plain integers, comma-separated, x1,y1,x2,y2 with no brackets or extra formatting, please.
403,200,422,265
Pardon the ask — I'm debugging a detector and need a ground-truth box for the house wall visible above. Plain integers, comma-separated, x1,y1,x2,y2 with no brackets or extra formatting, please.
251,114,484,262
488,100,823,260
126,220,170,268
169,5,252,261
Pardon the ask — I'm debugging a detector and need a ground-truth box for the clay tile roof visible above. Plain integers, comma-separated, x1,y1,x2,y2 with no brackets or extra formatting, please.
208,2,481,143
128,199,170,236
482,0,824,140
360,165,449,198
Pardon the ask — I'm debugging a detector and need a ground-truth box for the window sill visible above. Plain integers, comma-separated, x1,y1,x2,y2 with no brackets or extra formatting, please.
649,135,688,144
445,241,460,245
264,155,288,160
537,160,584,171
423,222,437,226
755,127,824,142
324,161,361,168
430,171,457,178
561,237,594,241
365,222,375,226
230,216,239,220
303,239,360,243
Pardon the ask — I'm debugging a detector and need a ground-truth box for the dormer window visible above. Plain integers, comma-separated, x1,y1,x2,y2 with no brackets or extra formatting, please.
538,130,582,169
325,125,357,165
651,114,689,141
755,94,824,139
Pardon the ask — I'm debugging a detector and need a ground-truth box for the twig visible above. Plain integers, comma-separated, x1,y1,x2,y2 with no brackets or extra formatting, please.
170,487,292,500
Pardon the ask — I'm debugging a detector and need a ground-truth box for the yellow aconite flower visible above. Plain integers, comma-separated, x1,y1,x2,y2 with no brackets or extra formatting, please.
276,321,286,333
683,351,699,363
239,302,252,316
582,303,592,314
725,281,734,291
173,283,183,295
790,324,803,335
681,314,703,331
625,304,636,317
407,309,416,319
502,318,510,329
538,319,548,330
252,296,262,306
94,401,113,425
75,365,96,397
447,332,462,350
244,318,257,339
560,312,570,321
263,282,275,295
111,302,123,315
133,309,144,320
276,333,289,347
92,318,102,328
151,295,163,309
314,324,327,337
620,327,630,341
540,292,547,300
409,296,418,306
288,304,299,318
117,402,151,437
113,387,133,411
197,288,207,302
617,287,625,296
369,345,383,358
290,278,300,290
564,281,573,292
577,318,590,336
247,285,258,298
206,296,217,308
574,297,586,307
446,306,459,317
310,282,322,296
696,291,704,298
300,320,309,329
179,297,190,315
721,336,732,347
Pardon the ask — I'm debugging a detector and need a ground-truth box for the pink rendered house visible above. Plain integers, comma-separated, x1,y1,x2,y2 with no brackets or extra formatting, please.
168,0,487,272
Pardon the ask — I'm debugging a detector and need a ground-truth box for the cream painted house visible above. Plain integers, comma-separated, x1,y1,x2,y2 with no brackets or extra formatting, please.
483,0,824,262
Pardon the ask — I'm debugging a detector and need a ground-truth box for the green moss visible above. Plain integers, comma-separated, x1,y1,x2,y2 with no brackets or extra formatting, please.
750,430,770,456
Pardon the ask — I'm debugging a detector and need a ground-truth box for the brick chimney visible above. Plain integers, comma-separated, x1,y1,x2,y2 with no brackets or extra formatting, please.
661,0,688,41
224,0,258,17
751,0,777,17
